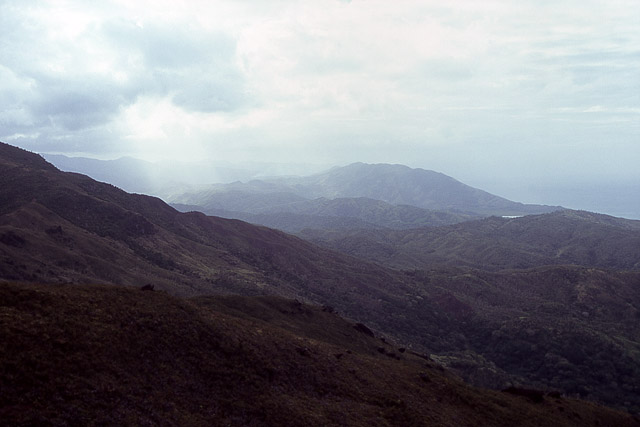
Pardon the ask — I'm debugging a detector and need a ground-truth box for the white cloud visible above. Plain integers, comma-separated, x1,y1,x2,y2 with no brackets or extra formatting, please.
0,0,638,184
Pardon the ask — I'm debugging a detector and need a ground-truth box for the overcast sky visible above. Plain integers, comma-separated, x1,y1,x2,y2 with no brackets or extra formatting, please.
1,0,639,198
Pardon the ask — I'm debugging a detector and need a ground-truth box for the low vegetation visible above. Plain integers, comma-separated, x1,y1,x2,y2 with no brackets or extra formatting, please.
301,210,640,271
1,282,637,426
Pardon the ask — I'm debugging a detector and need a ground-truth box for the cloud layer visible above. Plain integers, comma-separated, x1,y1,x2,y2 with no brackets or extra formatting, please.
1,0,638,186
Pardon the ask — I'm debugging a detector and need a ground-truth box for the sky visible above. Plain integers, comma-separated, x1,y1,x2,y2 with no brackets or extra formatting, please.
1,0,639,214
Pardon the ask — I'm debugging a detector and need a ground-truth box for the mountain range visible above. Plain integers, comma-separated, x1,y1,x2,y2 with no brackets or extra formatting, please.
170,162,561,223
44,154,564,233
2,142,640,421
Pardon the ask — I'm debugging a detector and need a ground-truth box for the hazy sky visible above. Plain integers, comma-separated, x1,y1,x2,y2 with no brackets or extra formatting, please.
1,0,639,191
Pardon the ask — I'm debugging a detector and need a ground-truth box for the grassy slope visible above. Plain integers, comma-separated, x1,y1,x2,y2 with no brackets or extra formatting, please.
1,282,638,427
301,210,640,271
407,266,640,412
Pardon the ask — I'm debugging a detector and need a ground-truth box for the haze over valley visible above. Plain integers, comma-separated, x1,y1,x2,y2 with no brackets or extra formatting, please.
42,153,640,221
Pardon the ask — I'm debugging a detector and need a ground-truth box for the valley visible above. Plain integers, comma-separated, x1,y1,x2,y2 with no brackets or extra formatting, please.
2,142,640,423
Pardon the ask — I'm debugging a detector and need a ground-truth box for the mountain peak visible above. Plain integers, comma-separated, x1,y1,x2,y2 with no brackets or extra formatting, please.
302,162,559,216
344,162,413,170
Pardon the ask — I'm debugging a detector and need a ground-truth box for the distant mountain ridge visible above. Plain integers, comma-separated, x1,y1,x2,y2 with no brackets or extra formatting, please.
43,154,640,220
170,162,561,232
42,154,563,226
41,153,331,197
276,162,561,216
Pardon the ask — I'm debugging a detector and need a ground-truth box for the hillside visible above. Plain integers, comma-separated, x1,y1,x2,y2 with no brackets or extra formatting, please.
2,142,640,415
258,197,478,228
173,196,478,232
301,210,640,271
0,142,472,353
174,206,383,233
405,265,640,410
2,282,638,426
1,143,410,301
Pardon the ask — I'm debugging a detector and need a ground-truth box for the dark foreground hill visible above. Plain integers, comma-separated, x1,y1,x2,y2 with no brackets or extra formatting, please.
2,282,637,427
2,142,640,414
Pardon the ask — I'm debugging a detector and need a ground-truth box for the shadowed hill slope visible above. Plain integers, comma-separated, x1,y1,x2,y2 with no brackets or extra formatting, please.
1,142,411,301
2,282,638,427
173,196,478,233
0,142,467,356
301,210,640,271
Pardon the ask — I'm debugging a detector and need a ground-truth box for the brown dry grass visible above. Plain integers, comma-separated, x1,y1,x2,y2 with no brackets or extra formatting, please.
1,282,638,426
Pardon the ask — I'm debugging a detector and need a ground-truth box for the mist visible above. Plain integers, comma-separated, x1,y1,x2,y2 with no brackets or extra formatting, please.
2,0,638,218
